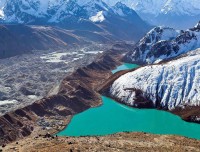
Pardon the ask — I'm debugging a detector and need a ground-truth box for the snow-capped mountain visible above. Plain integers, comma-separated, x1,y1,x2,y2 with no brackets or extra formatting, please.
112,2,139,19
122,0,200,16
48,0,87,23
0,0,142,24
83,0,110,17
77,0,200,29
1,0,85,23
120,0,200,29
161,0,200,16
124,22,200,64
0,0,151,42
1,0,200,29
0,0,152,59
110,49,200,110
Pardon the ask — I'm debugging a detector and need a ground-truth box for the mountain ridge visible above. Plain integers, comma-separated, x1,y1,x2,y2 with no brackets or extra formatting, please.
75,0,200,29
0,0,148,25
124,21,200,64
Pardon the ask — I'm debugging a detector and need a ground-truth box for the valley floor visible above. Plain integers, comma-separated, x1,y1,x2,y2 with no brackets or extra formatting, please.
0,44,107,116
3,132,200,152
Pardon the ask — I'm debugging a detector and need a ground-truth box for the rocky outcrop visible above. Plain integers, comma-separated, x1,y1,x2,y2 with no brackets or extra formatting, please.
0,43,130,144
172,106,200,123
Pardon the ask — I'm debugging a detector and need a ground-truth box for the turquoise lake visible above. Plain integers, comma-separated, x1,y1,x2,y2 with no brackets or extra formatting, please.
57,63,200,140
111,63,139,74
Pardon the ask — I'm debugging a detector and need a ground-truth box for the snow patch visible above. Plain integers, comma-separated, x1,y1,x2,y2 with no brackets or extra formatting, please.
89,11,105,22
0,9,4,18
0,100,18,106
27,95,39,99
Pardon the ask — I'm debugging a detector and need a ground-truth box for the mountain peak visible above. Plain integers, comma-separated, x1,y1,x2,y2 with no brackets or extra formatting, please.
194,21,200,29
190,21,200,32
114,2,126,8
83,0,110,17
125,23,200,64
84,0,109,9
112,1,137,17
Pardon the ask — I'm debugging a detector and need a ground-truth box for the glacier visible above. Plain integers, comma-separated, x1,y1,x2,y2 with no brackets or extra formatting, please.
110,49,200,110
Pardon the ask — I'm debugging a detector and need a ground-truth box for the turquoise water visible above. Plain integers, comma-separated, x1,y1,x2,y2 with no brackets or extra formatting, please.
57,64,200,140
112,63,139,74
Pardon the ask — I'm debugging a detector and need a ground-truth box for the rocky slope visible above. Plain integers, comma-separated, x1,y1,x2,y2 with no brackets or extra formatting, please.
0,23,119,59
124,22,200,64
3,132,200,152
0,24,84,58
0,43,130,145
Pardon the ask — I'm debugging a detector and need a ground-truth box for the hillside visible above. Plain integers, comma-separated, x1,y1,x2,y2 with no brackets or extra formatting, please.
3,132,200,152
0,43,130,144
0,25,84,58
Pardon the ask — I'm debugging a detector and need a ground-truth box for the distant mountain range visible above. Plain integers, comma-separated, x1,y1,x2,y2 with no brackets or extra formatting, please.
79,0,200,29
1,0,199,58
121,0,200,29
1,0,200,29
0,0,152,58
0,0,149,30
125,0,200,29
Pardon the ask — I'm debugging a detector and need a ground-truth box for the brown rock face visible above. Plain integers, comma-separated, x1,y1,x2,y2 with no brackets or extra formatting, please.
0,43,131,144
172,106,200,123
